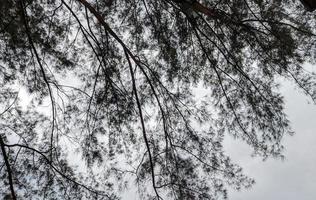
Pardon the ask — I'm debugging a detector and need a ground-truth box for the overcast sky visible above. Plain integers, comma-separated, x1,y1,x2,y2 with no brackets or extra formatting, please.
225,76,316,200
17,63,315,199
120,64,316,200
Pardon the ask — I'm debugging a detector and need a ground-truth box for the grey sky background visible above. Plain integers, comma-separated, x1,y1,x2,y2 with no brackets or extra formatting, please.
225,76,316,200
120,64,316,200
17,64,316,200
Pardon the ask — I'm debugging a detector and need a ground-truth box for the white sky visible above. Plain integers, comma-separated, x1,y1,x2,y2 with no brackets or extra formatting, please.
225,78,316,200
120,66,316,199
15,64,316,200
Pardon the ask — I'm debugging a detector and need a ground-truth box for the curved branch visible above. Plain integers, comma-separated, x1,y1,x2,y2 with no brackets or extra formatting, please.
125,50,162,200
0,136,17,200
4,142,111,199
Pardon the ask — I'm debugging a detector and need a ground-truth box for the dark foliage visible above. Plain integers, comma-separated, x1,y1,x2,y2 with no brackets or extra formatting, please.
0,0,315,199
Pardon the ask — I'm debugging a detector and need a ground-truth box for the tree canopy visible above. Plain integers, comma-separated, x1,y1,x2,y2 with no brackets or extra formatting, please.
0,0,316,199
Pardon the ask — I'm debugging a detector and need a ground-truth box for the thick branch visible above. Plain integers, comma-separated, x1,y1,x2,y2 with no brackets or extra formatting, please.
0,136,17,200
125,50,162,199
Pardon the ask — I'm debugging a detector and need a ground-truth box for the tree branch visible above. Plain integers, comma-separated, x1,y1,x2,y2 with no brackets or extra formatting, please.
0,136,17,200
